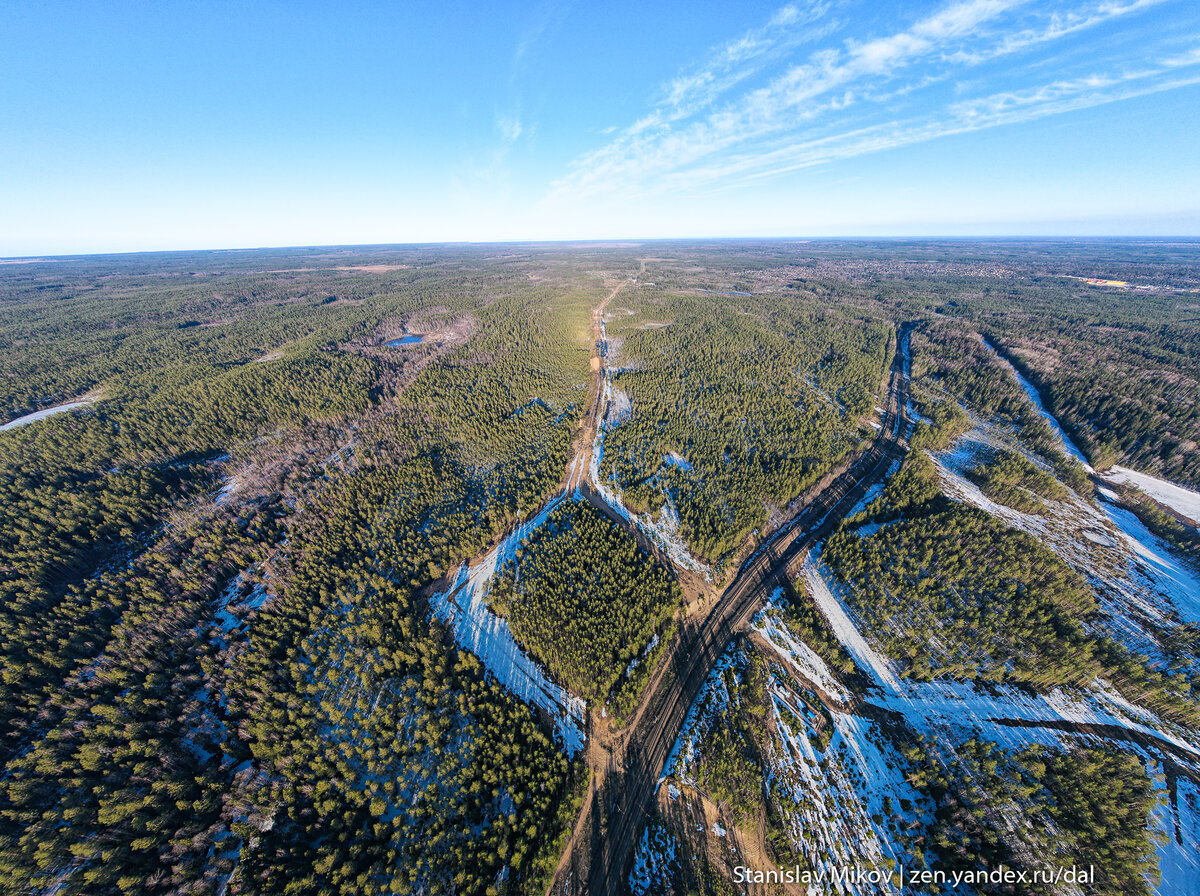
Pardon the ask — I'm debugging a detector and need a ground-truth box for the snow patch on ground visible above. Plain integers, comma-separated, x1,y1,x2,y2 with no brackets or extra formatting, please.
930,432,1200,647
638,495,713,578
981,338,1092,470
608,387,632,426
429,499,587,755
1105,466,1200,526
1,397,95,431
1151,766,1200,896
839,458,900,526
663,451,692,471
753,590,849,704
213,573,273,641
628,823,679,896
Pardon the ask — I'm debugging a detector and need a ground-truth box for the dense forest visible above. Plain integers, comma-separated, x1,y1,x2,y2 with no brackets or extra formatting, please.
849,254,1200,488
906,738,1160,896
825,454,1100,688
992,322,1200,488
759,239,1200,485
965,448,1068,515
825,454,1200,724
0,249,600,895
904,321,1089,491
491,500,680,714
599,288,891,561
1,240,1197,896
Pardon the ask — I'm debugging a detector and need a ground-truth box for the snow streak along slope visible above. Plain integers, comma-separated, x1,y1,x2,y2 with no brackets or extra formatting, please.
431,496,587,755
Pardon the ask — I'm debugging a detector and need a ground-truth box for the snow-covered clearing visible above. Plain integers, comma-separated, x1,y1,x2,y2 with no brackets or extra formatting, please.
1099,499,1200,627
800,554,1200,761
663,451,692,471
931,428,1200,646
608,386,632,426
213,573,273,638
1,397,94,431
430,498,587,755
981,338,1092,470
768,680,929,892
1105,466,1200,526
1151,766,1200,896
754,591,848,704
800,562,903,693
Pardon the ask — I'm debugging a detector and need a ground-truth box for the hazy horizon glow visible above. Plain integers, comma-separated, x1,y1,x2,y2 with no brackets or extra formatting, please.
2,0,1198,256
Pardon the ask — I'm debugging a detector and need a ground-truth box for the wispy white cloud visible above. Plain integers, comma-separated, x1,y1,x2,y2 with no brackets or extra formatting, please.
545,0,1197,205
655,0,837,122
946,55,1200,124
497,115,523,144
847,0,1023,73
1163,43,1200,67
673,50,1200,190
464,2,571,198
945,0,1167,64
550,0,1027,198
513,0,573,70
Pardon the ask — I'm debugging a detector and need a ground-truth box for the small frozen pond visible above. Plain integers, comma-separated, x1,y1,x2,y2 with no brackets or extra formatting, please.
384,334,424,347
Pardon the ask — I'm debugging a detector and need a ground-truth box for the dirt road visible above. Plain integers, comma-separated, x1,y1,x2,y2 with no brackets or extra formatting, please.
550,324,914,896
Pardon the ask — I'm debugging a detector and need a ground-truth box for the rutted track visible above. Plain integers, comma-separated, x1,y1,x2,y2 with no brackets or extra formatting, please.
565,323,914,896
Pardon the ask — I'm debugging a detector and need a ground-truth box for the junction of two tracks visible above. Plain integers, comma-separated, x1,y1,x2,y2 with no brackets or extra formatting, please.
553,322,914,896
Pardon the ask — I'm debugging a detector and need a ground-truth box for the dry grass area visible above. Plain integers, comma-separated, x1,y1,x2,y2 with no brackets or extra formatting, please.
333,264,410,273
656,784,797,896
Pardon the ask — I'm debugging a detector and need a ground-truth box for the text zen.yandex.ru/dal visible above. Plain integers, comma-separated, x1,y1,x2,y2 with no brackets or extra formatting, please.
732,862,1096,889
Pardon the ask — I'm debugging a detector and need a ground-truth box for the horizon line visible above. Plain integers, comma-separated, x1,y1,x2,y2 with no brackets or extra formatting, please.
5,233,1200,262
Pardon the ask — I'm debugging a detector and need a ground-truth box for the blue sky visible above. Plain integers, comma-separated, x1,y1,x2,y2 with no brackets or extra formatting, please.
2,0,1198,254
